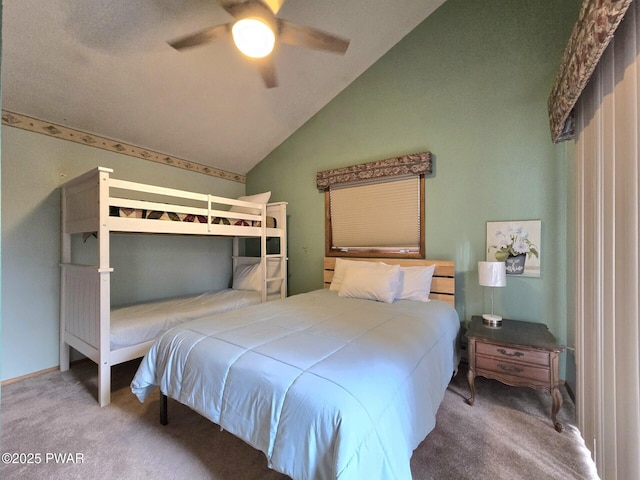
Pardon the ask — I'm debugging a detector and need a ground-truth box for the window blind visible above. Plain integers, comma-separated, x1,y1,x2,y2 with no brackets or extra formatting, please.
329,177,420,251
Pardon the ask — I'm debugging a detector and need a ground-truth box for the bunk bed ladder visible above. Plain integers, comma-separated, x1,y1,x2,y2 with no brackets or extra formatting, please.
263,202,287,300
270,202,287,300
231,202,287,301
261,203,268,302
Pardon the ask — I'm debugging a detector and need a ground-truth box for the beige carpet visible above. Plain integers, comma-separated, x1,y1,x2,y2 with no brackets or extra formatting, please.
1,360,599,480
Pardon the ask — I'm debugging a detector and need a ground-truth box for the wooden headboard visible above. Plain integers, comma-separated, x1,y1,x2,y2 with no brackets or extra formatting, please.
323,257,455,307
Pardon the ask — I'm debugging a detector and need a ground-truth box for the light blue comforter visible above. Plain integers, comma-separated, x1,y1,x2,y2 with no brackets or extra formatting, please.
131,289,460,480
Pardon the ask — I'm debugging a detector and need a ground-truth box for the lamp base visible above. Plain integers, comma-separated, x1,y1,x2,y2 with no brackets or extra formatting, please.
482,313,502,328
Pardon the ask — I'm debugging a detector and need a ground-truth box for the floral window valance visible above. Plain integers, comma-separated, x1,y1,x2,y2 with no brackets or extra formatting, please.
548,0,633,143
316,151,431,190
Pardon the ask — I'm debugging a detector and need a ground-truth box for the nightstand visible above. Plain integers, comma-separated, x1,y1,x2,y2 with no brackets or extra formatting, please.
465,316,565,432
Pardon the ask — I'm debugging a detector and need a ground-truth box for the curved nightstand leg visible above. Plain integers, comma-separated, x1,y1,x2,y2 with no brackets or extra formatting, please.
466,368,476,406
551,387,563,432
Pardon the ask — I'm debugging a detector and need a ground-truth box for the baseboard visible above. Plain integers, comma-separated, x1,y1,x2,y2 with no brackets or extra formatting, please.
1,359,91,387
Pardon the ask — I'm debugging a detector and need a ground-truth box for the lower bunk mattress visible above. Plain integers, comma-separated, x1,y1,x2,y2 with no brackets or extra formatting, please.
111,289,261,350
131,289,460,480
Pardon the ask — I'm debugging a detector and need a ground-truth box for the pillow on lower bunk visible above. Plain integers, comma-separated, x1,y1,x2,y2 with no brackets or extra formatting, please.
229,191,271,215
233,259,282,294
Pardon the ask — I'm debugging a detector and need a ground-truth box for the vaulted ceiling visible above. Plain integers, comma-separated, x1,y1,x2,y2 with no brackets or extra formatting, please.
2,0,446,175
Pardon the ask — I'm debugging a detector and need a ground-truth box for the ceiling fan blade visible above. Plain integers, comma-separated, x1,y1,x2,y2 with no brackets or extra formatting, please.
256,58,278,88
278,20,350,54
219,0,267,19
219,0,283,17
261,0,285,14
168,24,230,50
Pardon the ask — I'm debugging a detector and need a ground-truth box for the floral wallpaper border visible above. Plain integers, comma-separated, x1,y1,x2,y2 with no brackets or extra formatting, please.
548,0,633,143
1,110,245,183
316,151,432,190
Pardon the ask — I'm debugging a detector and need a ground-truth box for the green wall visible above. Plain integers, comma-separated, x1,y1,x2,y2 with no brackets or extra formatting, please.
247,0,579,376
1,127,245,381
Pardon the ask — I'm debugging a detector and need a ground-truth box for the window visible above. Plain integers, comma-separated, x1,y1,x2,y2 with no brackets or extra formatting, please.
317,152,430,259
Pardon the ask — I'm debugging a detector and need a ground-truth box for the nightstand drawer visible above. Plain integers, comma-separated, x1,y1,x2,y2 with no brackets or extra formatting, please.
476,342,549,367
476,356,551,383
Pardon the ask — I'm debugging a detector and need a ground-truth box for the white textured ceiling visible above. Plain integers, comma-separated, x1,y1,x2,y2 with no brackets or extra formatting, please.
2,0,446,175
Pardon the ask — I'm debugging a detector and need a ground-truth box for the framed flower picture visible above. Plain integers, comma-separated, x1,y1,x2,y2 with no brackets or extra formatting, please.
486,220,541,277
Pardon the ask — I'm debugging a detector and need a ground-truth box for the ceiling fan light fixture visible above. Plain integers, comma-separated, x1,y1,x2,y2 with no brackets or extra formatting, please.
232,18,275,58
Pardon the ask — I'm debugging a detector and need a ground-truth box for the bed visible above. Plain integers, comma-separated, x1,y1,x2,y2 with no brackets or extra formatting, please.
59,167,288,406
110,288,262,351
131,258,458,480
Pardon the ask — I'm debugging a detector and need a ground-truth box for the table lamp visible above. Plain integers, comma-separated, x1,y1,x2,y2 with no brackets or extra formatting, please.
478,261,507,327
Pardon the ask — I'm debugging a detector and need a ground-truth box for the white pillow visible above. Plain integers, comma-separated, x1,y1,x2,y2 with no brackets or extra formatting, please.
330,258,379,291
338,262,402,303
229,191,271,215
398,264,435,302
232,259,282,294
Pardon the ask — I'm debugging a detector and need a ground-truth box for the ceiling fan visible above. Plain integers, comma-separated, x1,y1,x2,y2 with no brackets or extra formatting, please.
168,0,350,88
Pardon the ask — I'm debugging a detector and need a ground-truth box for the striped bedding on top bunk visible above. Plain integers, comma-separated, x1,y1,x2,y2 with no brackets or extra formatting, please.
110,206,276,227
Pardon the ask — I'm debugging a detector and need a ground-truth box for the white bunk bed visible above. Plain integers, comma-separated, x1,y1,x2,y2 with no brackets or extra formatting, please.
59,166,287,406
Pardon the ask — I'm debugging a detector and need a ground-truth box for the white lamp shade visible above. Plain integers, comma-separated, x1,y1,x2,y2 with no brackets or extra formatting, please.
478,261,506,287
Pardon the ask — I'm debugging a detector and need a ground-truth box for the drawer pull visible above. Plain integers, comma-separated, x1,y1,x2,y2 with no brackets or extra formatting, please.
497,363,524,374
497,348,524,358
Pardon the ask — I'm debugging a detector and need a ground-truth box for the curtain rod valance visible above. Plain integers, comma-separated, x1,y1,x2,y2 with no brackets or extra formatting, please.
316,151,431,190
548,0,632,143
